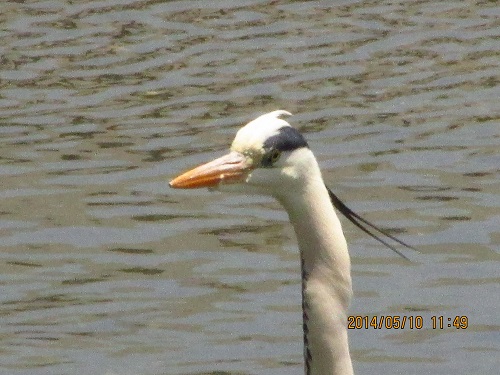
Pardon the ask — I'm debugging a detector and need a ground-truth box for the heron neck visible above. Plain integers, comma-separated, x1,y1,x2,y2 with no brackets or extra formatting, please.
279,179,353,375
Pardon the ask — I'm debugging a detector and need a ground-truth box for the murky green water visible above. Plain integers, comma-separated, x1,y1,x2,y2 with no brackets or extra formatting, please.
1,1,498,374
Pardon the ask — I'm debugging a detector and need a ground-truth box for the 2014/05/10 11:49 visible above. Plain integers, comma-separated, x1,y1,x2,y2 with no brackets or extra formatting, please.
347,315,469,330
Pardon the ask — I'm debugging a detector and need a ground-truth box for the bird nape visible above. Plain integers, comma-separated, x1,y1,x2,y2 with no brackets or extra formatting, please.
169,110,415,375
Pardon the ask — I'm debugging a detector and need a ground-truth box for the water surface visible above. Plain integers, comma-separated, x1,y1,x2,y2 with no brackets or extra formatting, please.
1,1,499,374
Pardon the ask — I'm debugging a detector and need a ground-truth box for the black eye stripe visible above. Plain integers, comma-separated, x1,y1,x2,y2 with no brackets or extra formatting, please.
262,126,309,152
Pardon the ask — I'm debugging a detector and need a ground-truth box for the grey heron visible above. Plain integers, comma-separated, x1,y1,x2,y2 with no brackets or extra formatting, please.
169,110,414,375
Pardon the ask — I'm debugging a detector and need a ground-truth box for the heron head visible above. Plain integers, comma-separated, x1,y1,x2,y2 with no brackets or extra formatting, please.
169,110,317,197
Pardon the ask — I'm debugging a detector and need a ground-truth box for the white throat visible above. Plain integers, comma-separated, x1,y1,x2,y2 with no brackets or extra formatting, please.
278,163,353,375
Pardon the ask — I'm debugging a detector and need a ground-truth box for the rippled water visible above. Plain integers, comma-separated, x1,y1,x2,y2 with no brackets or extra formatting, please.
1,1,499,375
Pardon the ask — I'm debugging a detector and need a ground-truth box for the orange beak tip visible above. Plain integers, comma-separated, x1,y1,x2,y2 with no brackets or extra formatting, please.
169,152,249,190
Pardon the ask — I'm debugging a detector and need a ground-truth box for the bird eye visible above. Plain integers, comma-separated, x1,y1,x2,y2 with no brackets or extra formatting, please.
262,149,281,167
270,150,281,163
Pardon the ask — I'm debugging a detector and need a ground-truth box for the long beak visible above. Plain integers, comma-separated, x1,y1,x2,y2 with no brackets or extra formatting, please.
169,152,251,189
